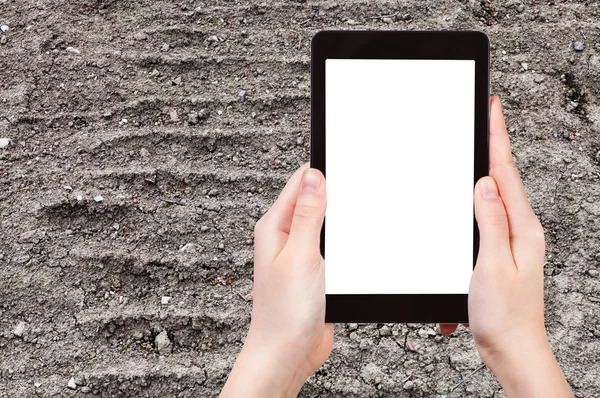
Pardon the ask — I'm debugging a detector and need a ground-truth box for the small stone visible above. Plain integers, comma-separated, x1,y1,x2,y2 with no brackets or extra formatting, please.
198,108,209,119
188,112,199,124
217,110,223,115
155,331,172,355
0,36,6,45
34,382,41,388
161,43,170,51
133,32,148,41
93,195,104,202
76,195,83,201
201,225,210,232
588,269,599,278
403,380,414,390
161,296,171,305
402,13,412,20
207,35,219,42
521,62,528,70
13,321,26,337
0,138,11,148
179,243,198,253
594,330,600,338
0,25,9,32
382,17,393,24
66,46,81,54
379,325,392,336
81,386,91,393
140,148,149,158
67,377,77,390
238,90,246,102
346,19,358,25
171,76,182,86
573,41,584,51
169,109,179,121
516,3,524,13
348,323,358,331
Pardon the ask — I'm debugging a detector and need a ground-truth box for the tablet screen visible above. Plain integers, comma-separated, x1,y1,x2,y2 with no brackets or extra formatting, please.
325,59,475,295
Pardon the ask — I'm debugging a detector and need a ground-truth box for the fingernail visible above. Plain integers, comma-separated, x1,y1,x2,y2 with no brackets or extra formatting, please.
481,178,498,199
302,169,322,193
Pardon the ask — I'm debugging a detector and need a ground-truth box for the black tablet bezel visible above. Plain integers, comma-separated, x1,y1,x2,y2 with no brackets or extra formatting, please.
310,30,490,323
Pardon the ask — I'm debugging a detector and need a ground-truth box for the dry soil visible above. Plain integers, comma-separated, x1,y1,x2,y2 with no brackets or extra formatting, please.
1,0,599,397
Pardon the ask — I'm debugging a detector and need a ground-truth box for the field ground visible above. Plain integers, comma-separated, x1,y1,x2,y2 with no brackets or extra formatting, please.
0,0,599,396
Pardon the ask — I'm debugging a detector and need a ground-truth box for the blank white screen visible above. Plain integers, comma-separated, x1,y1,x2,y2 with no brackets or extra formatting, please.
325,59,475,294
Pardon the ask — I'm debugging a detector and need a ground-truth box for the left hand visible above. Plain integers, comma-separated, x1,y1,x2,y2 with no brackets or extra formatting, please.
221,164,333,397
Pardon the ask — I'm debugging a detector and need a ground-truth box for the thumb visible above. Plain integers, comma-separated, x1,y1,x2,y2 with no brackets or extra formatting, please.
474,176,512,266
286,168,326,255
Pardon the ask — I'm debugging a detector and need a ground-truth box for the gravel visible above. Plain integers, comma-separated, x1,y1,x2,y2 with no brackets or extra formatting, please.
13,321,26,337
0,138,10,148
155,331,172,356
573,41,585,51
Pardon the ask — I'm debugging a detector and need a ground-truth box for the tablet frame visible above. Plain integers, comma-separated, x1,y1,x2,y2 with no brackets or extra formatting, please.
311,30,490,323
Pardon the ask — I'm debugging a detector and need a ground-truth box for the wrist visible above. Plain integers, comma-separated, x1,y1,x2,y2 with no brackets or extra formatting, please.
221,334,308,398
478,328,572,397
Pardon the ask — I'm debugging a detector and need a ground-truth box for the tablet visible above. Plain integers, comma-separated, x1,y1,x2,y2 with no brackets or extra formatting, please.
310,31,489,323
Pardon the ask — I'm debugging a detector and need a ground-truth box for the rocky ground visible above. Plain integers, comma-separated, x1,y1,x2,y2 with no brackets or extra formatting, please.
1,0,599,396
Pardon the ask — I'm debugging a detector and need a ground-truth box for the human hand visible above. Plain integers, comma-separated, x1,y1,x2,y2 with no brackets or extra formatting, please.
221,165,333,398
441,97,572,397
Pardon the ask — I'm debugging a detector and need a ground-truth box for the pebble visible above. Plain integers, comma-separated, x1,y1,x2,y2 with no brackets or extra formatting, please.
573,41,584,51
34,382,41,388
0,36,6,45
207,35,219,43
155,331,172,355
379,325,392,336
67,377,77,390
161,43,170,51
403,380,414,390
93,195,104,202
198,108,209,119
169,109,179,121
348,323,358,331
76,195,83,201
188,112,198,124
200,225,210,232
0,25,8,32
521,62,528,70
382,17,393,24
238,90,246,102
133,32,148,41
588,269,599,278
65,46,81,54
140,148,149,157
13,321,26,337
516,3,525,13
171,76,182,86
161,296,171,305
0,138,11,148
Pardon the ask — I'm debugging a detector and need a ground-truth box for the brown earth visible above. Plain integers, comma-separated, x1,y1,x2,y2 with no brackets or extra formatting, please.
1,0,599,396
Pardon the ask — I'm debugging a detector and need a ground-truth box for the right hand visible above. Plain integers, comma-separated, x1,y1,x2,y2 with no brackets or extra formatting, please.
441,97,572,397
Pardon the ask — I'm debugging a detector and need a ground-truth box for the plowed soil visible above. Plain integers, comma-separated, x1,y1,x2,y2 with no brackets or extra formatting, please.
1,0,599,397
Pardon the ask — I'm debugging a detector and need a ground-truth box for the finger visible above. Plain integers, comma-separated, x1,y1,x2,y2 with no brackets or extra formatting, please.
284,168,326,259
488,97,540,242
488,97,545,269
440,324,458,336
254,163,309,264
474,176,514,268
